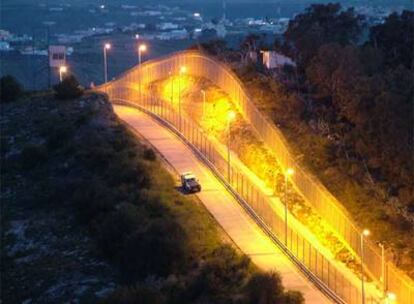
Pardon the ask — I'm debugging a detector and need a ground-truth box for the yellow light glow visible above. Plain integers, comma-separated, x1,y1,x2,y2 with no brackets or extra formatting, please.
227,110,236,121
59,66,67,73
139,44,147,52
104,43,111,50
180,66,187,74
362,229,370,237
286,168,294,176
386,292,396,302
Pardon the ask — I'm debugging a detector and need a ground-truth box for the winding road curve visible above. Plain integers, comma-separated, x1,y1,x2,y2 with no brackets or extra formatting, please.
114,104,332,304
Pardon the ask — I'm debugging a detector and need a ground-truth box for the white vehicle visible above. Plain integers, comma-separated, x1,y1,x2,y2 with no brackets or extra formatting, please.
180,172,201,193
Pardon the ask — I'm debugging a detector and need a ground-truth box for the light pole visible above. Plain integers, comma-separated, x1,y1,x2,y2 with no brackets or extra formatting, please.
378,242,386,294
284,168,294,245
360,229,370,304
138,44,147,65
227,111,236,181
103,43,111,83
59,65,67,82
178,66,187,131
201,89,206,117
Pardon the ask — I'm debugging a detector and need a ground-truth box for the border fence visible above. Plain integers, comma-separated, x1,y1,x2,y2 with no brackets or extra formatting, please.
96,50,413,304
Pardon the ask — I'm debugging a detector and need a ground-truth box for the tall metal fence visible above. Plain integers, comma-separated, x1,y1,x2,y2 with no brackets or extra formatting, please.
96,50,413,304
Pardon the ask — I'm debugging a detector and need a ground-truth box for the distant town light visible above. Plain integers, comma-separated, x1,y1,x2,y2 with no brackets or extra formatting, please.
193,12,201,18
100,4,105,9
135,34,140,40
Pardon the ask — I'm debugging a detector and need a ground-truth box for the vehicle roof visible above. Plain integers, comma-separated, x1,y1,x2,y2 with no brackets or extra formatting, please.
181,172,196,179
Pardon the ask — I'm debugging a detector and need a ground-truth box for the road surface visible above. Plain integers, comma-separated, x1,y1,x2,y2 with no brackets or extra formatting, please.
114,104,332,304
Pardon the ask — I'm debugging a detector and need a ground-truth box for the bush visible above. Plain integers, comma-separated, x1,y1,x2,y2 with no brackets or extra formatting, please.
283,290,305,304
53,75,84,100
20,144,48,169
119,219,188,280
245,272,284,304
0,75,23,103
100,285,165,304
143,148,156,161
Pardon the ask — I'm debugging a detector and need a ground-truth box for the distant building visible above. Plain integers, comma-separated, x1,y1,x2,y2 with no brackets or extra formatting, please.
261,51,296,69
0,41,12,51
156,29,188,40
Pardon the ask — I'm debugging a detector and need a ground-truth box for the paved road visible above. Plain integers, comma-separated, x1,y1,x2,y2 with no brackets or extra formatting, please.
114,105,332,304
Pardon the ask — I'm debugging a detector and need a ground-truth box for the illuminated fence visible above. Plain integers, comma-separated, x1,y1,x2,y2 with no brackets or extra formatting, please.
97,50,414,304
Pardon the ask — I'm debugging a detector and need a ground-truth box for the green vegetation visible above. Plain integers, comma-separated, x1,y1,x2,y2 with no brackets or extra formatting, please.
1,92,304,303
0,75,24,102
53,75,84,100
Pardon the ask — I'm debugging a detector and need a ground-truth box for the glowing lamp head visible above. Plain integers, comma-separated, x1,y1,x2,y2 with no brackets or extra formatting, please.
180,66,187,74
227,111,236,121
386,292,396,302
193,12,201,17
286,168,295,176
362,229,370,237
104,43,111,50
139,44,147,52
135,34,140,39
59,66,67,73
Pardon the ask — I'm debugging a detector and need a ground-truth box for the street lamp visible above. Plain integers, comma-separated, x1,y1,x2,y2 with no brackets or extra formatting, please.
360,229,370,304
103,43,111,83
284,168,294,245
201,89,206,117
178,66,187,131
227,111,236,181
59,65,67,82
138,44,147,65
385,292,396,304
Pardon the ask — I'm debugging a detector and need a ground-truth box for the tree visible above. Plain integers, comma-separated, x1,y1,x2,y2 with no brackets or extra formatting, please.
369,10,414,69
284,3,364,66
245,272,285,304
0,75,23,103
53,75,84,100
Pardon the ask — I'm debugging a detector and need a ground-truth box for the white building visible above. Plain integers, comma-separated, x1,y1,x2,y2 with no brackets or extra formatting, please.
156,29,189,40
261,51,296,69
0,41,11,51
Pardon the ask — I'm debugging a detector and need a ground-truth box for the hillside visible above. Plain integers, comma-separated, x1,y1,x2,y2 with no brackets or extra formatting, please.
1,90,304,303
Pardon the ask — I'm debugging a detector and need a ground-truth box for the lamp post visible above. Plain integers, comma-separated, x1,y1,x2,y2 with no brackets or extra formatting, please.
201,89,206,116
360,229,370,304
378,242,386,293
178,66,187,131
227,111,236,181
284,168,294,245
103,43,111,83
138,44,147,65
59,65,67,82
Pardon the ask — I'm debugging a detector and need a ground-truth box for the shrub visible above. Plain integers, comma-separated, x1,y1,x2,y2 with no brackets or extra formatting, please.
119,219,188,280
20,144,48,169
193,245,251,299
53,75,84,100
245,272,284,304
143,148,156,161
0,75,23,103
100,285,165,304
283,290,305,304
